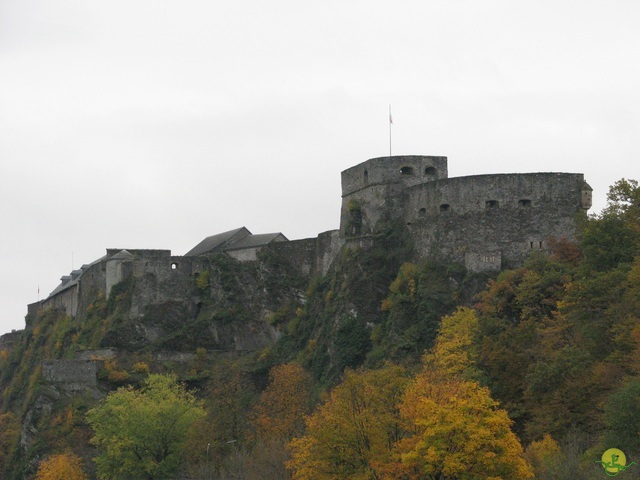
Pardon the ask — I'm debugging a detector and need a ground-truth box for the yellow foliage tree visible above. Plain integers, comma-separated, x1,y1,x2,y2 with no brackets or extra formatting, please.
35,452,88,480
287,365,409,480
393,372,533,480
389,304,532,479
423,306,481,379
524,434,562,479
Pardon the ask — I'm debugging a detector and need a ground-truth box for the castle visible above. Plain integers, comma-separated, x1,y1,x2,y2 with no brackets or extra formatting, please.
29,155,592,319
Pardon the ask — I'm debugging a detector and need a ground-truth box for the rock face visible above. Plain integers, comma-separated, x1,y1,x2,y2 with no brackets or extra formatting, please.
92,252,307,352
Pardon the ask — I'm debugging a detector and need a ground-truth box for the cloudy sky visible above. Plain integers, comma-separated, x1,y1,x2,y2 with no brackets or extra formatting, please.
1,1,639,335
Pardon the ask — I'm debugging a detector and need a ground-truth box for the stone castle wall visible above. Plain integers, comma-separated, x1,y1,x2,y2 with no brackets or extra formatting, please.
28,154,592,327
404,172,591,269
339,156,591,271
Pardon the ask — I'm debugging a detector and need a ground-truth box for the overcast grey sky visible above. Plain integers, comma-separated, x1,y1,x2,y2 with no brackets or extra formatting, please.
1,1,639,335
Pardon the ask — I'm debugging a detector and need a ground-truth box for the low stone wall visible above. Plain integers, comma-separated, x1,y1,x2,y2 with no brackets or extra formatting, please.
42,359,98,394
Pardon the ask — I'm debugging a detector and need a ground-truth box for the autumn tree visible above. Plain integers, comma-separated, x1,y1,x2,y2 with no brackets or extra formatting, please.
523,434,562,480
386,305,533,479
378,261,462,361
251,362,314,442
185,361,256,478
288,364,409,479
87,373,205,480
423,306,481,379
0,412,19,471
394,371,533,480
35,452,88,480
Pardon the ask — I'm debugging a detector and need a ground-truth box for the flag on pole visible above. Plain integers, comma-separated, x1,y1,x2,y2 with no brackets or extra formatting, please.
388,104,393,157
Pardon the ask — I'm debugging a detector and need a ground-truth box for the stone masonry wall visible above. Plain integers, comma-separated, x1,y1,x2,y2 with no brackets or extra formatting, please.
404,172,590,269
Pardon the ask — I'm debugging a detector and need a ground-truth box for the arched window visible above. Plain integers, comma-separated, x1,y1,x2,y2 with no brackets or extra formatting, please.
518,199,532,208
440,204,450,212
424,166,437,177
364,170,369,184
418,208,426,217
485,200,499,209
400,166,414,176
171,262,178,270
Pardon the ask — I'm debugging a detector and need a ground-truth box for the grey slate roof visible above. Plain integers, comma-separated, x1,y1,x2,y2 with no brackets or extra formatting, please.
184,227,251,257
47,255,106,298
224,232,288,251
185,227,289,256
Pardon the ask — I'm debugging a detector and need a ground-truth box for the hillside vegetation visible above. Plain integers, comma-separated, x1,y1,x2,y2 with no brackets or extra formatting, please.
0,178,638,479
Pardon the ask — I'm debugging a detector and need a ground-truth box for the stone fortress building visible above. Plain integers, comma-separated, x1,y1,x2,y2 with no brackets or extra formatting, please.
341,155,592,271
29,155,592,319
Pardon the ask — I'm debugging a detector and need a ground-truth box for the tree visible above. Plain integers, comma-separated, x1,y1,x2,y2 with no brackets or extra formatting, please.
423,307,481,379
379,261,461,360
87,373,205,480
580,178,639,272
523,434,562,480
35,452,88,480
0,412,19,471
251,362,314,442
605,178,640,222
603,377,640,456
395,372,534,479
184,361,256,478
389,310,533,479
288,365,409,479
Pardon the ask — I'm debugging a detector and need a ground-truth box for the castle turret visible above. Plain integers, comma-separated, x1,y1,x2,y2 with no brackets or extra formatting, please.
340,155,448,237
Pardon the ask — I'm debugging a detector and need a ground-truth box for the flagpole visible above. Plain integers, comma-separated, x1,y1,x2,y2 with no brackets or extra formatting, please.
389,104,392,157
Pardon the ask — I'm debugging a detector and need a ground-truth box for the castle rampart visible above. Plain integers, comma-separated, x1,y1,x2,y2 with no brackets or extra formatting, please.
27,153,592,326
340,156,592,271
405,172,591,269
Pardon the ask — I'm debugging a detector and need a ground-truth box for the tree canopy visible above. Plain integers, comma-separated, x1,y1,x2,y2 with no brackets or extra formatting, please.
87,373,205,480
35,452,88,480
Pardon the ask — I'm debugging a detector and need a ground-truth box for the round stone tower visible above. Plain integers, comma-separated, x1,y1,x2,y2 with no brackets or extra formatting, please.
340,155,448,237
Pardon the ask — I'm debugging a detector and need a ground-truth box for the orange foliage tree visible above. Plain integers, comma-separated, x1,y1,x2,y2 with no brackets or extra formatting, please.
250,362,314,442
35,452,88,480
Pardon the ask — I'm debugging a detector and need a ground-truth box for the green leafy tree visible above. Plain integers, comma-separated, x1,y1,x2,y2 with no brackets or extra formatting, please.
603,377,640,456
87,374,205,480
580,178,639,272
605,178,640,227
0,412,20,473
523,434,563,480
378,261,462,361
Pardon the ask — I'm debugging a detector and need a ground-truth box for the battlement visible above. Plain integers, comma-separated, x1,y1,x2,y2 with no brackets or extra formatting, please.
341,155,448,197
